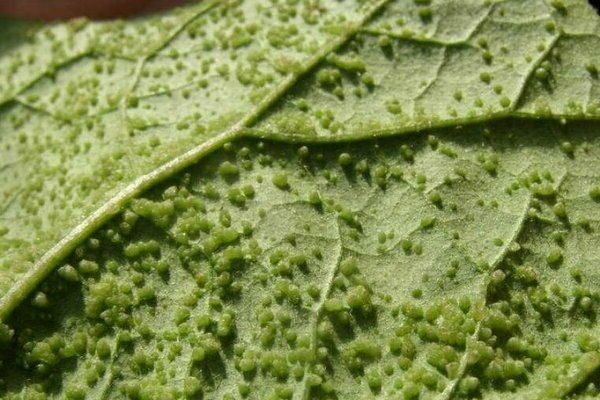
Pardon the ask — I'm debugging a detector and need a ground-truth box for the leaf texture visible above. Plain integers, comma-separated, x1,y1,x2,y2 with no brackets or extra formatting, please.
1,0,600,399
4,120,600,399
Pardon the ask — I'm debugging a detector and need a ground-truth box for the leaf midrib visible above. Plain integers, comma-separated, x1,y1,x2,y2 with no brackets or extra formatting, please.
247,112,600,143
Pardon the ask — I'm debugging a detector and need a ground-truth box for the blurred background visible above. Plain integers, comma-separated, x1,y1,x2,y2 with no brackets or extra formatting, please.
0,0,188,20
0,0,598,21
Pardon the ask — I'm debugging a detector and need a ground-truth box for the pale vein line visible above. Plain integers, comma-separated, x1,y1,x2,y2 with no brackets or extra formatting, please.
413,46,448,102
5,1,217,123
0,189,21,218
298,221,343,400
95,334,121,400
511,34,561,111
436,194,532,400
1,52,93,108
0,159,20,173
462,3,496,43
351,167,524,259
12,97,72,123
118,1,219,173
360,1,493,49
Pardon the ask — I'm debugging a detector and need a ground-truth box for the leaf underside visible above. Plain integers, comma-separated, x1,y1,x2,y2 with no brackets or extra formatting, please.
1,0,600,399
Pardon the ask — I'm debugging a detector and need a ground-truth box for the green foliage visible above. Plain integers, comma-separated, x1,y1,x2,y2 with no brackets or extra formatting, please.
0,0,600,399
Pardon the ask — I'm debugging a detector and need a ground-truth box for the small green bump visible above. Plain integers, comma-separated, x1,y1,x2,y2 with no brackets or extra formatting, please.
427,135,439,149
339,208,360,227
355,159,370,174
184,377,202,397
32,292,50,308
361,73,375,88
137,287,156,301
532,183,555,197
58,264,79,282
400,145,414,162
391,166,403,179
580,296,593,311
535,67,549,80
242,185,255,198
378,34,392,48
553,202,567,218
402,303,423,320
346,286,371,310
79,260,99,274
239,357,256,373
327,54,366,73
546,248,563,266
589,186,600,201
307,191,321,205
570,267,583,282
402,383,421,399
65,385,86,400
219,161,239,180
418,7,433,22
585,63,598,78
290,254,307,268
258,309,274,327
491,270,505,285
156,261,169,275
479,72,492,84
374,165,388,188
549,0,567,13
338,152,353,167
499,96,511,108
333,87,344,99
238,383,251,397
560,141,574,156
459,376,480,395
317,68,341,86
439,145,457,158
174,307,191,325
340,257,358,276
420,216,436,230
577,217,592,231
127,96,139,108
386,99,403,114
297,146,309,159
323,298,345,313
428,190,442,206
228,188,246,206
366,368,382,391
96,338,111,359
482,50,493,64
272,173,289,190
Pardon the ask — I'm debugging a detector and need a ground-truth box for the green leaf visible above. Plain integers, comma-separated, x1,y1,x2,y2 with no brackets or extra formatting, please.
1,0,600,399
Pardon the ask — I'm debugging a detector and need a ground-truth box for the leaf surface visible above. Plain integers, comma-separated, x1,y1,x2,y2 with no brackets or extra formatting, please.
1,1,600,399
